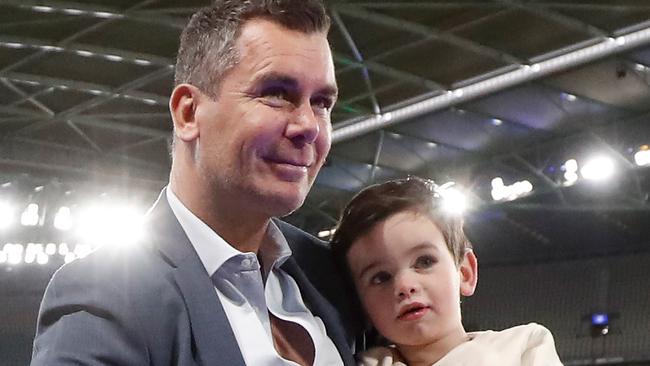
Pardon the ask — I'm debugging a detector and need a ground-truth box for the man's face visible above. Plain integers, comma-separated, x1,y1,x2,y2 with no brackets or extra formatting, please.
193,19,337,217
347,211,474,348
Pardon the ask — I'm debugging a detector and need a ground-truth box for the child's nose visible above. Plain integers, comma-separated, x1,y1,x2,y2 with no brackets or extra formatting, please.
394,272,420,300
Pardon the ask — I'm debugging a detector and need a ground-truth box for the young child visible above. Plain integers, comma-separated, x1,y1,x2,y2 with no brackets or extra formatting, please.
331,177,563,366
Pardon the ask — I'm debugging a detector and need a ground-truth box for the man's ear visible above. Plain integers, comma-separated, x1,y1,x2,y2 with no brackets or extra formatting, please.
459,249,478,297
169,83,202,142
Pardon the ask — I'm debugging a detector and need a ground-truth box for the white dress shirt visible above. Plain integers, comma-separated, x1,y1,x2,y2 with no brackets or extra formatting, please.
166,188,343,366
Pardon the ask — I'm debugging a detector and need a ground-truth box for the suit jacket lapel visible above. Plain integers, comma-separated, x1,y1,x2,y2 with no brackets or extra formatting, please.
146,190,246,366
282,258,357,366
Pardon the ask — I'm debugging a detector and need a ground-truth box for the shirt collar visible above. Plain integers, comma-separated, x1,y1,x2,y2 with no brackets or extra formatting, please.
165,186,292,277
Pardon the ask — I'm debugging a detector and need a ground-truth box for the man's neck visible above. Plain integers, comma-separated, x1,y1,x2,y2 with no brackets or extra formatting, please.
169,179,271,254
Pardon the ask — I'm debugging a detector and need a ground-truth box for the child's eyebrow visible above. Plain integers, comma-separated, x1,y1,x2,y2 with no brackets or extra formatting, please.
357,261,380,281
408,242,439,254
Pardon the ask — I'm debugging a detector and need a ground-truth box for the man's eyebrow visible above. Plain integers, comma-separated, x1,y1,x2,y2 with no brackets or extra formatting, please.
316,84,338,100
252,72,299,89
252,72,338,98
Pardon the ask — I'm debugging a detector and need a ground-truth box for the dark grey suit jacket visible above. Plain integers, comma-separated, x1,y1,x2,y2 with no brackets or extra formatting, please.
31,190,356,365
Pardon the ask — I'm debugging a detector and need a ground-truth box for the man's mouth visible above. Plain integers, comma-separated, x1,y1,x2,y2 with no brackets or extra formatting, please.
263,156,313,181
397,302,430,320
264,156,312,168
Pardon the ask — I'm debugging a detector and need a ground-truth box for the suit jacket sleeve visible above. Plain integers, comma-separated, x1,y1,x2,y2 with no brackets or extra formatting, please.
31,254,150,365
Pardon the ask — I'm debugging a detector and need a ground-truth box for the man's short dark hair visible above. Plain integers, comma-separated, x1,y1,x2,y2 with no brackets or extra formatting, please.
174,0,331,98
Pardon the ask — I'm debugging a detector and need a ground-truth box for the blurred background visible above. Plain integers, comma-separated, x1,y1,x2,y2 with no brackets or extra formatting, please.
1,1,650,364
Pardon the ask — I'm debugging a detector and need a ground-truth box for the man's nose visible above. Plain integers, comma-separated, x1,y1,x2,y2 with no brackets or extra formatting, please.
286,103,320,145
394,271,420,300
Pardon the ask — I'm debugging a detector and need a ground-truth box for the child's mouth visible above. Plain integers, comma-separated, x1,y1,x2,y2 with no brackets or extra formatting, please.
397,303,430,320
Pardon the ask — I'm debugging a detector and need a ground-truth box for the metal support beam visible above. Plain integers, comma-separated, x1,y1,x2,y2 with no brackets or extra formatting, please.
334,53,445,90
2,72,168,105
0,105,169,138
12,67,172,136
331,9,381,115
336,5,523,65
332,23,650,143
369,131,385,183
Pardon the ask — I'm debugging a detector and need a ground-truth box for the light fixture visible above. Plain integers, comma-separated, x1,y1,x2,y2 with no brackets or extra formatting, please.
438,183,467,215
561,93,577,102
580,156,615,181
491,177,533,201
76,202,145,246
21,203,40,226
634,145,650,166
491,118,503,126
0,202,14,230
563,159,579,186
54,206,73,231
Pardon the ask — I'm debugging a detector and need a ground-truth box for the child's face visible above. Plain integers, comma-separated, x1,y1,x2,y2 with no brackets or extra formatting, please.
346,211,477,347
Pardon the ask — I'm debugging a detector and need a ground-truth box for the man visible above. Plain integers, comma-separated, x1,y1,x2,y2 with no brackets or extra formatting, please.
31,1,356,365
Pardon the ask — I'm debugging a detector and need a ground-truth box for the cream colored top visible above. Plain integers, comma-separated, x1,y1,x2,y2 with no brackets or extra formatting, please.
358,323,563,366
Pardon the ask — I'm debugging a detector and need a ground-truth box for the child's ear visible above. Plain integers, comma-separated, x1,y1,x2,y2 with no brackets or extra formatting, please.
459,249,478,297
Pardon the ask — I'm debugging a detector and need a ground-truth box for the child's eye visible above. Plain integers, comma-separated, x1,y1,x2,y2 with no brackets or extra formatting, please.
369,271,391,285
414,255,436,269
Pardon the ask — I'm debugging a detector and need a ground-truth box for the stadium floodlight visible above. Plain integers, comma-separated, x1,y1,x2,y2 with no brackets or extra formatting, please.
76,203,145,247
53,206,73,231
634,145,650,166
7,244,24,265
58,243,70,255
563,159,579,186
491,177,534,201
21,203,40,226
580,156,615,181
45,243,57,255
0,202,13,230
438,183,467,215
36,252,49,265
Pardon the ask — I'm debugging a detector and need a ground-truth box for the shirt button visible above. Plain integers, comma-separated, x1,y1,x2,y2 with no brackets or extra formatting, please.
241,258,252,268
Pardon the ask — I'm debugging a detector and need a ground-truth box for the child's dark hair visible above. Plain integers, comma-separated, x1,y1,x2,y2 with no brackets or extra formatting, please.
331,176,472,265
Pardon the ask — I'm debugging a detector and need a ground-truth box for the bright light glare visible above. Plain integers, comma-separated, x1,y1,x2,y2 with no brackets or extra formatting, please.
563,159,579,186
45,243,57,255
580,156,615,181
491,177,534,201
64,252,77,263
37,252,49,265
0,202,14,229
54,206,73,231
21,203,39,226
77,204,145,246
7,244,24,264
438,183,467,215
634,146,650,166
317,228,336,238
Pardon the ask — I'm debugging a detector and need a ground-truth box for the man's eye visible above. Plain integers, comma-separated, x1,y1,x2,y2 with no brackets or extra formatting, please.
261,87,290,103
369,271,391,285
414,255,435,269
311,96,334,111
